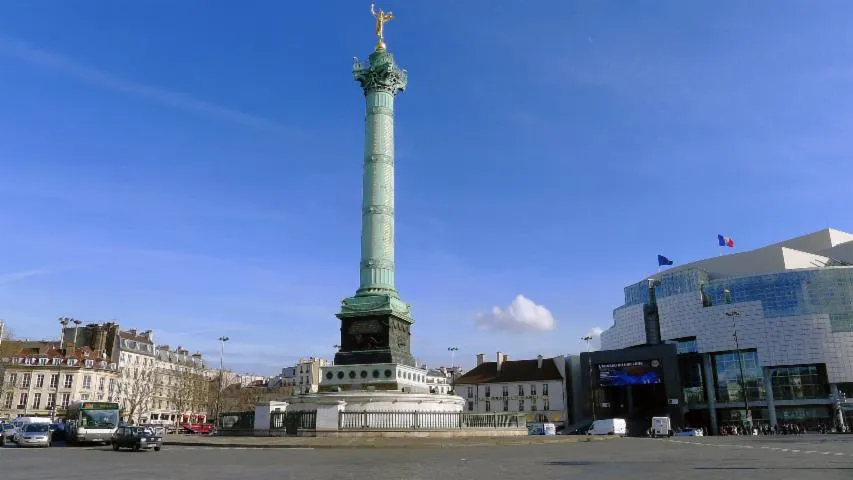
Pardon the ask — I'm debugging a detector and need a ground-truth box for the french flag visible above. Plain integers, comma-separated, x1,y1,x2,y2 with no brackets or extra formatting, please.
718,234,735,248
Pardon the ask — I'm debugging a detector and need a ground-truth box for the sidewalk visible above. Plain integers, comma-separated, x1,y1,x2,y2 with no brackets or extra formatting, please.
165,434,616,449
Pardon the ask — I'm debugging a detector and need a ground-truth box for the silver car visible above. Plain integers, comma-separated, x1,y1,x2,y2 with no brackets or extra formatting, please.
16,423,51,448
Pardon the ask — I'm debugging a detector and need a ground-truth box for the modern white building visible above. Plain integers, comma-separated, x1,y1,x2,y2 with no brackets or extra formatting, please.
602,228,853,431
455,353,568,427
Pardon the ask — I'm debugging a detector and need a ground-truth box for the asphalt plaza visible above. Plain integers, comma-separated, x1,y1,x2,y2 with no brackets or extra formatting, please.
2,435,853,480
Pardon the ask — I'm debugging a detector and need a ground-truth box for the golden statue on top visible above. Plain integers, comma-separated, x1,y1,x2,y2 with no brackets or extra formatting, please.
370,3,394,50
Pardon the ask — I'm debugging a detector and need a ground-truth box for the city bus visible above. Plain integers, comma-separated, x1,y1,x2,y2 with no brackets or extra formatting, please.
64,401,120,444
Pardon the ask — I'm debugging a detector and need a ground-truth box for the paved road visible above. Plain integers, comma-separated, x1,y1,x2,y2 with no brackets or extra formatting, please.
2,436,853,479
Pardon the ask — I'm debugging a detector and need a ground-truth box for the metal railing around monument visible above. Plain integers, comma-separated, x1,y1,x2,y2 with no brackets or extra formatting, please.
338,411,526,431
269,410,317,435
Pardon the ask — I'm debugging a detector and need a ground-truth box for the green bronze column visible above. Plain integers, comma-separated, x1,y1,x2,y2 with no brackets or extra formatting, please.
353,49,406,297
333,14,416,368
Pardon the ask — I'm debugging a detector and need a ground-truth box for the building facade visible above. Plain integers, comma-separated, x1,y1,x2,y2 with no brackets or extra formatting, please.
455,353,568,427
149,345,209,426
601,228,853,432
295,357,329,395
425,367,452,395
0,341,120,420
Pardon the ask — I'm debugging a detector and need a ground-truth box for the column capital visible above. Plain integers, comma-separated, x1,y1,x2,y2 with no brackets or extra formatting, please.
353,49,407,96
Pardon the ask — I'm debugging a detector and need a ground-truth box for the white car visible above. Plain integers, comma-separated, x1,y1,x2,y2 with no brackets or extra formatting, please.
1,424,16,444
673,428,704,437
16,423,51,448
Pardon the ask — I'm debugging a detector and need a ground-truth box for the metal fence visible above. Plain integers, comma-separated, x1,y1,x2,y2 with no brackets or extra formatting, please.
338,411,526,431
270,410,317,435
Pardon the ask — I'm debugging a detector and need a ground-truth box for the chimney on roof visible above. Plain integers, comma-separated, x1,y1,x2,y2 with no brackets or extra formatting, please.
537,355,544,368
476,353,485,366
141,330,152,341
502,353,509,363
496,352,503,371
128,329,137,336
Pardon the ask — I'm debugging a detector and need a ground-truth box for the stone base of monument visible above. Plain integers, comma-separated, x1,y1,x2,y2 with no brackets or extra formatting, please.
254,391,528,438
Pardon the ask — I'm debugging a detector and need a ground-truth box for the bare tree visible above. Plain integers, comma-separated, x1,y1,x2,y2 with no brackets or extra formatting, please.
168,364,210,424
0,323,19,413
118,365,155,424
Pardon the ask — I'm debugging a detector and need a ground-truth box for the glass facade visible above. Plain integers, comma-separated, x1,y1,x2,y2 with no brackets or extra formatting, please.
776,406,831,427
770,365,828,400
653,268,853,333
712,350,765,403
679,356,705,404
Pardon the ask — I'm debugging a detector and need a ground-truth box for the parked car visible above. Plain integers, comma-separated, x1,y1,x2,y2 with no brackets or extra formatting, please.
1,423,16,446
673,427,704,437
16,423,52,448
111,426,163,452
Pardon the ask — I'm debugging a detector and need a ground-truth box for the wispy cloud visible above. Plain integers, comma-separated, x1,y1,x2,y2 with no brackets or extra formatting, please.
0,35,290,134
0,268,55,285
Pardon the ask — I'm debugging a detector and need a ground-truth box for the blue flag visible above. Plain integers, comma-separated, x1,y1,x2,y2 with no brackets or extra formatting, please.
658,255,674,266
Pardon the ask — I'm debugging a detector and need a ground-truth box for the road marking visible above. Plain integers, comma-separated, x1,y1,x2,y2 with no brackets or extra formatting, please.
834,452,845,456
805,451,817,454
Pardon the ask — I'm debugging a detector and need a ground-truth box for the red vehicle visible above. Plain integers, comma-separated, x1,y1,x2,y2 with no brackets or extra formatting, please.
179,423,213,434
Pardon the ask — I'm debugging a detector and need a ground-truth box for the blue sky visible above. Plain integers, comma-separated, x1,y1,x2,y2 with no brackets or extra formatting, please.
1,1,852,374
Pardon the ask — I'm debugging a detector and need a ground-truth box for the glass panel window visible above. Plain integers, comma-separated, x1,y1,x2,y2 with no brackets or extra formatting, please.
467,386,473,398
3,392,13,409
713,350,765,403
7,373,17,386
530,384,537,396
21,373,31,388
485,401,491,412
50,374,59,388
467,401,473,411
503,399,509,411
36,374,45,388
544,398,551,410
64,374,73,388
518,384,524,396
771,365,829,401
82,375,92,389
519,399,525,411
61,393,70,407
32,393,41,409
484,385,490,397
502,385,509,397
18,392,28,408
98,377,106,391
47,393,56,409
543,384,549,396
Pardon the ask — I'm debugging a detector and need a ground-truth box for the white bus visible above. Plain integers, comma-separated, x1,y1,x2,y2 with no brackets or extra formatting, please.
64,401,120,444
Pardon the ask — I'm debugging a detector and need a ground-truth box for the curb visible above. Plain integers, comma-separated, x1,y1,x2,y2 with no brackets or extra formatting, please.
164,436,618,450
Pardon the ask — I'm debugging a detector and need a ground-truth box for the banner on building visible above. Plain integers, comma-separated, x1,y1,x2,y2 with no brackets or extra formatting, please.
596,359,663,387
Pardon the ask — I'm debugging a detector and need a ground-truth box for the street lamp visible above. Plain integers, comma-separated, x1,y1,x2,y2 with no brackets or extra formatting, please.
53,317,73,421
216,336,229,426
724,289,751,429
583,335,596,421
447,346,459,369
832,390,848,433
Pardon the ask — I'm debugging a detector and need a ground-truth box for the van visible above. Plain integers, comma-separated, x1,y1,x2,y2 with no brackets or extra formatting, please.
651,416,672,437
588,418,627,436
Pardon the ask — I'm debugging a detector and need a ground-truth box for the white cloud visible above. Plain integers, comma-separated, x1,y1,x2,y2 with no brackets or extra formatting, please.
0,36,289,134
475,295,556,333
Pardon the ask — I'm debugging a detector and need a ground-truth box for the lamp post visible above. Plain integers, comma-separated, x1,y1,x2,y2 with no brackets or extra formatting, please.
724,289,751,428
53,317,72,421
583,335,596,421
447,346,459,369
216,336,229,426
832,390,848,433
